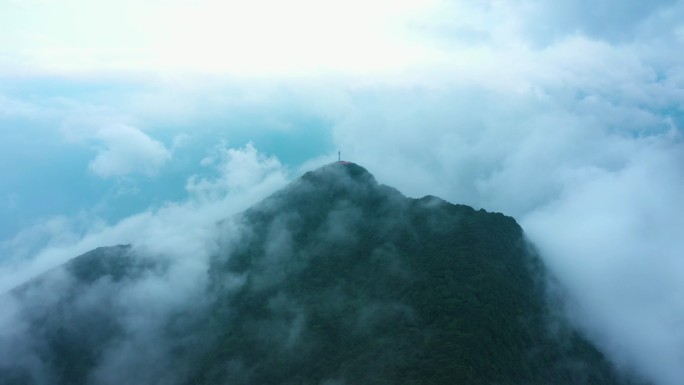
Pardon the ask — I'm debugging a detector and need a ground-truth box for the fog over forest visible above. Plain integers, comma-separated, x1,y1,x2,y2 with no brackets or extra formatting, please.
1,1,684,384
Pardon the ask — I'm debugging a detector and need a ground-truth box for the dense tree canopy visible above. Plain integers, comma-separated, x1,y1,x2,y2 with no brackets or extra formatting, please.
2,163,635,385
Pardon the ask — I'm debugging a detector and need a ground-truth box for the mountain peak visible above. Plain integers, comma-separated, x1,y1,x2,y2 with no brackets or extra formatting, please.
303,161,376,185
287,161,381,200
247,161,387,219
1,160,627,385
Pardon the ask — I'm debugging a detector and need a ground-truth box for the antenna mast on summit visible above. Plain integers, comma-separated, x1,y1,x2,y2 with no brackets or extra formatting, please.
338,151,341,162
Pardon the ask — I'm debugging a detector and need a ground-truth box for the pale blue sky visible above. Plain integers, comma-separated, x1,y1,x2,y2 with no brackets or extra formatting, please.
0,76,335,238
2,1,684,384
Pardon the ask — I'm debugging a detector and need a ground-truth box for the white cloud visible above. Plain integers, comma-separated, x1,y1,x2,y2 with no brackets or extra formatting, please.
521,0,679,44
189,142,287,200
0,0,441,77
1,0,684,384
523,135,684,385
325,76,683,385
88,125,171,178
0,143,288,293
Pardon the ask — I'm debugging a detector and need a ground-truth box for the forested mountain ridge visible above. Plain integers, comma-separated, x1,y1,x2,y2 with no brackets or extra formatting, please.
0,162,635,385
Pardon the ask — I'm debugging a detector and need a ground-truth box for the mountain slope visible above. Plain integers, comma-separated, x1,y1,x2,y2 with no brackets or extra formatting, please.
1,162,632,385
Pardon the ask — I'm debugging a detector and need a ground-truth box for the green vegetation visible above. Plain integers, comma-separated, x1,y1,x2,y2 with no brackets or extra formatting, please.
2,163,635,385
189,163,626,384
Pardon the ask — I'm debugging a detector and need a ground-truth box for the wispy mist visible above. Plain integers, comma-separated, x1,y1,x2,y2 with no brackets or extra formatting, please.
1,0,684,384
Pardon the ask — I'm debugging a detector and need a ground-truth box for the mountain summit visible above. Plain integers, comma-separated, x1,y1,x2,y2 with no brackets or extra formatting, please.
1,163,630,385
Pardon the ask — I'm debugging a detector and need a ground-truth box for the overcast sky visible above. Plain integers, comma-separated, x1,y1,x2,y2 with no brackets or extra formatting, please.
1,1,684,384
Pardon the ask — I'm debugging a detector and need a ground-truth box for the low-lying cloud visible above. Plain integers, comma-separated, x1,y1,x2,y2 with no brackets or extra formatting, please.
1,0,684,384
524,136,684,385
0,143,288,294
328,89,683,385
89,125,171,178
